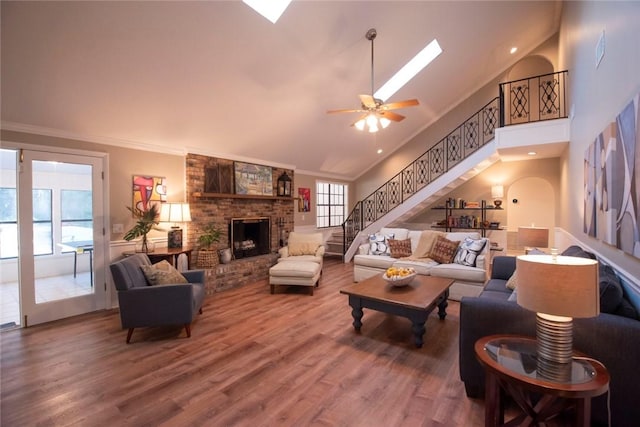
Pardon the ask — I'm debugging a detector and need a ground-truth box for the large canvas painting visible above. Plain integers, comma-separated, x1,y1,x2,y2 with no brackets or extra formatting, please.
584,91,639,259
234,162,273,196
132,175,166,212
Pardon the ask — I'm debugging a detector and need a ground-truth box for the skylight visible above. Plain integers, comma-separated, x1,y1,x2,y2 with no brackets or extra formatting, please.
243,0,292,24
374,39,443,102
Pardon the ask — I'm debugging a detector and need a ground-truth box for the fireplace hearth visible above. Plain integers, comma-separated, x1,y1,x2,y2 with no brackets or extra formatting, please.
230,217,270,259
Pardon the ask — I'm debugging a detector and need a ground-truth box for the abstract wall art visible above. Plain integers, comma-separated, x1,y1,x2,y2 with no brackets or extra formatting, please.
584,91,639,259
132,175,167,212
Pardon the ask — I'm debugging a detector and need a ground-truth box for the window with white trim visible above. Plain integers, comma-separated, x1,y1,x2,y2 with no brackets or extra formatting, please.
316,182,347,228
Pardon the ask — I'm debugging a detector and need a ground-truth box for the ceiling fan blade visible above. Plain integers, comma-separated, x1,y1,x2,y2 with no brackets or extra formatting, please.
380,99,420,110
327,108,366,114
359,94,377,109
379,111,405,122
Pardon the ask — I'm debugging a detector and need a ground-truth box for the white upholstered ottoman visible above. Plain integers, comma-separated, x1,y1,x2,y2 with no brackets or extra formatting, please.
269,261,321,295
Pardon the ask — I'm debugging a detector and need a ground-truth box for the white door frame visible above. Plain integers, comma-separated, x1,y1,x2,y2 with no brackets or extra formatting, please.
3,140,111,326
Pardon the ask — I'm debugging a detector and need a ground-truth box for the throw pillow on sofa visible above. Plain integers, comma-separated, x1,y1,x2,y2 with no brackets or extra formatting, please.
453,237,487,267
428,235,460,264
505,270,518,290
140,260,188,286
369,233,393,255
288,241,319,256
388,238,412,258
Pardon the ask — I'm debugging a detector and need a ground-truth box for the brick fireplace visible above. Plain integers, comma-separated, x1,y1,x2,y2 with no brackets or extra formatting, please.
185,154,294,295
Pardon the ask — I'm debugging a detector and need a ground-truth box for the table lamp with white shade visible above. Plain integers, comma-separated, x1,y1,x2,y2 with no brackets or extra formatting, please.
160,202,191,249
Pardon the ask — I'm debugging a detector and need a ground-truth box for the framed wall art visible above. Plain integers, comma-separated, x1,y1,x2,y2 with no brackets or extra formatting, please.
584,91,639,259
132,175,166,212
298,187,311,212
234,162,273,196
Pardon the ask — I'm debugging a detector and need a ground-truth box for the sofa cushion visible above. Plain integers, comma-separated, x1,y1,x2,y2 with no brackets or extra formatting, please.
380,227,409,240
598,263,624,313
288,240,320,256
353,254,396,269
453,237,487,267
429,235,460,264
412,230,444,258
562,245,597,259
287,232,323,256
431,263,487,282
446,231,481,241
392,259,438,275
140,260,188,286
388,238,412,258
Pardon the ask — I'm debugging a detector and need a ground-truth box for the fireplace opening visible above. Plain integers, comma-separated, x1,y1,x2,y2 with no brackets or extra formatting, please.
230,217,270,259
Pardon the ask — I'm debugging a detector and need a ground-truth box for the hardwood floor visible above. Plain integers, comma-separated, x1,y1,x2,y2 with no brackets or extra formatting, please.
1,258,488,426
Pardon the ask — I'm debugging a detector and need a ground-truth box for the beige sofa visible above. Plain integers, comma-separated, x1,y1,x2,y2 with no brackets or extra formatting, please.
353,227,489,300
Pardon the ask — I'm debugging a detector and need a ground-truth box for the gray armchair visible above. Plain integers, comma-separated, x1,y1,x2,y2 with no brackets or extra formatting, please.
109,253,206,343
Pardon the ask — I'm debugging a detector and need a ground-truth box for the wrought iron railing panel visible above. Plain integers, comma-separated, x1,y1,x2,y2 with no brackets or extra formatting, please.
500,70,567,126
342,71,567,256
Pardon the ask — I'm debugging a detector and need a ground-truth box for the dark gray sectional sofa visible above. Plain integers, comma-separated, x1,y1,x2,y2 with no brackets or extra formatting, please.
459,248,640,427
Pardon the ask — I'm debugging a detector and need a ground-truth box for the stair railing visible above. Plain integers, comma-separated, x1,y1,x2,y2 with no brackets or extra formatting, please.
343,70,568,255
343,97,500,251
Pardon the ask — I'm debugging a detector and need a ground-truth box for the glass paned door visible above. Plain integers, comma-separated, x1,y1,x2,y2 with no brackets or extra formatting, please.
16,149,107,326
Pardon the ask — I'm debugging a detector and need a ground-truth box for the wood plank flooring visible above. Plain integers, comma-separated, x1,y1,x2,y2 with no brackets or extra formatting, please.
1,258,488,426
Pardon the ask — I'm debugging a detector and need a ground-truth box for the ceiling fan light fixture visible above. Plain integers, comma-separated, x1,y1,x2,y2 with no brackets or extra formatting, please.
379,117,391,129
368,123,379,133
366,113,378,128
354,119,366,131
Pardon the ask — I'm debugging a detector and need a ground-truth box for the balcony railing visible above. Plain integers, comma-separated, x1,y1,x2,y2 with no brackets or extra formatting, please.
342,70,568,256
499,70,568,126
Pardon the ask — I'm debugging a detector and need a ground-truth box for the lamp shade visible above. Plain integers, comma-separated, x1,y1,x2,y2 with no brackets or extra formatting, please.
517,226,549,248
491,184,504,199
159,203,192,223
516,254,599,318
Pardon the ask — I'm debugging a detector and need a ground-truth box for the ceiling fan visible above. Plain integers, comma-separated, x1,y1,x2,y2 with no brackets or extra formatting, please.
327,28,420,133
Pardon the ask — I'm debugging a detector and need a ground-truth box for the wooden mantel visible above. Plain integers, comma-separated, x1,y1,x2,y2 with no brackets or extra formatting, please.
192,192,295,201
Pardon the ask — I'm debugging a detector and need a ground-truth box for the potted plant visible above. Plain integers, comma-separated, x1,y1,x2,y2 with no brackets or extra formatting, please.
123,204,162,253
197,222,222,268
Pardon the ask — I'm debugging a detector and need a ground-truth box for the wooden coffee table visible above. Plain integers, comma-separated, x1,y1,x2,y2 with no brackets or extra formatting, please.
340,274,454,348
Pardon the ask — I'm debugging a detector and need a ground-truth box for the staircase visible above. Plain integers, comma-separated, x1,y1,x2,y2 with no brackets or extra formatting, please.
341,71,570,262
324,230,345,257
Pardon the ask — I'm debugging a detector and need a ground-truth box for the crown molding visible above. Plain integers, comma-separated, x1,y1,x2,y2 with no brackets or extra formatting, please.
1,121,296,170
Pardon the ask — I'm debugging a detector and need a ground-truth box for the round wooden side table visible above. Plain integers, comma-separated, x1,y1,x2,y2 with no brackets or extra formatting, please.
474,334,609,427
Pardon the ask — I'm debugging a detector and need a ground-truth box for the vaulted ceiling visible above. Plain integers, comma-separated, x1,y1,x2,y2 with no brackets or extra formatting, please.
1,1,561,180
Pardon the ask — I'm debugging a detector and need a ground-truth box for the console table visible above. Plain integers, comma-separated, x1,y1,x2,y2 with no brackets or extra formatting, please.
124,247,193,270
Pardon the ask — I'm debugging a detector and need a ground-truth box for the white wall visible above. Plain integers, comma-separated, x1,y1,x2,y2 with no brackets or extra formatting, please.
558,1,640,276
